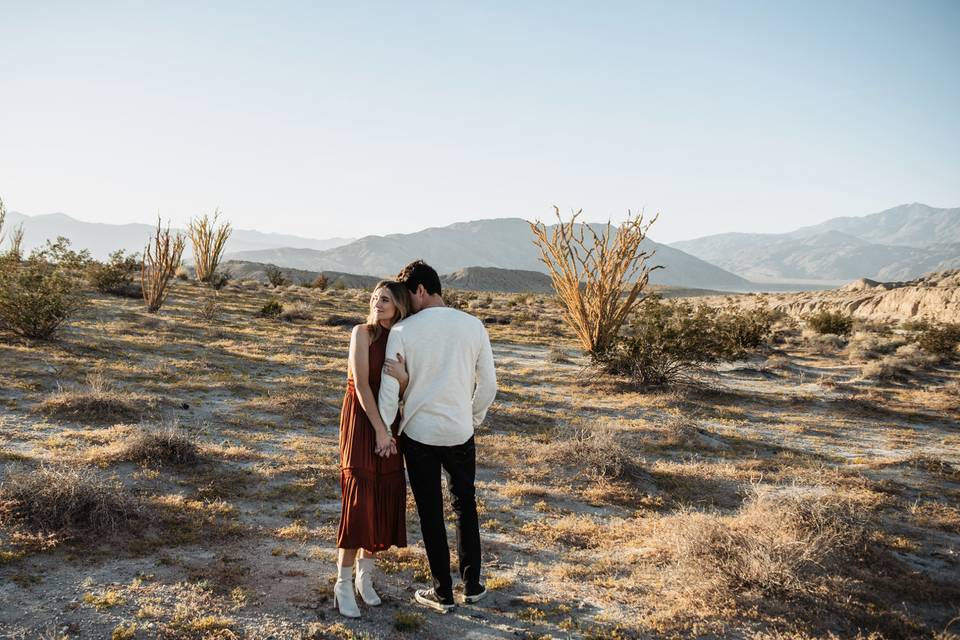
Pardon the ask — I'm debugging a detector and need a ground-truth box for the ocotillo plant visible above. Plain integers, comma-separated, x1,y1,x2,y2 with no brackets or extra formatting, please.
188,209,232,285
529,207,662,357
142,218,186,313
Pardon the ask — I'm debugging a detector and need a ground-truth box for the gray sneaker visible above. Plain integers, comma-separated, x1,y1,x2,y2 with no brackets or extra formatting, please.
414,588,455,613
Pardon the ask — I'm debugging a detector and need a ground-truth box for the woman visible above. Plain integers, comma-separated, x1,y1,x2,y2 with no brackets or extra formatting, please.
334,280,410,618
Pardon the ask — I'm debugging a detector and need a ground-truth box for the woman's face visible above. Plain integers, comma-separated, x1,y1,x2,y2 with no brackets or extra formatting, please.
371,287,397,325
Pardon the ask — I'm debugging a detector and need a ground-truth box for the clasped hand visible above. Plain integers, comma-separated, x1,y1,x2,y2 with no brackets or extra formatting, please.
375,429,398,457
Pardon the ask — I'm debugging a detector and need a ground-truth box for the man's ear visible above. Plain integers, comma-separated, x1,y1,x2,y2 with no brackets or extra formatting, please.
416,284,427,298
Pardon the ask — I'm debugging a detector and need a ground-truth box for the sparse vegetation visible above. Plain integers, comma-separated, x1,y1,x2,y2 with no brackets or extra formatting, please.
530,206,661,356
260,299,282,318
98,425,201,466
141,218,186,313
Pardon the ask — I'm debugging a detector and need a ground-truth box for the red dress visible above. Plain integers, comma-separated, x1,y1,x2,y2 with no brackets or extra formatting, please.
336,328,407,551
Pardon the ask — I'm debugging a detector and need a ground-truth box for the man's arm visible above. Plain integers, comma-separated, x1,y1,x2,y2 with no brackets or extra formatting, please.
472,325,497,427
378,330,404,428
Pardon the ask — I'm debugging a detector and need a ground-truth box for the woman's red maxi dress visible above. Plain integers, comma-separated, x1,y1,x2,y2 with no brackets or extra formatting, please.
336,328,407,551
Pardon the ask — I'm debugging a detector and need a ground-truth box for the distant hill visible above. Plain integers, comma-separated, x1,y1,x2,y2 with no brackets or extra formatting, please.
3,211,352,260
221,261,380,289
441,267,554,293
226,218,753,291
790,203,960,247
671,203,960,282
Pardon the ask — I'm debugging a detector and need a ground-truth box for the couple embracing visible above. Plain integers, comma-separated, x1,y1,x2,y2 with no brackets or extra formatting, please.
333,260,498,617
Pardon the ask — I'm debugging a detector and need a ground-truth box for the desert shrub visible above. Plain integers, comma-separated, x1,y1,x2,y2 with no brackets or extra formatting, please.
310,273,329,290
0,237,90,339
594,298,774,386
0,463,139,537
197,293,220,324
88,249,141,297
280,301,312,322
657,488,865,609
530,207,661,356
806,309,853,336
393,611,425,632
260,299,282,318
188,209,232,285
546,345,570,363
901,318,931,332
207,269,230,291
444,289,469,310
914,322,960,360
141,219,185,313
265,265,289,287
107,425,200,466
323,314,359,327
175,265,190,280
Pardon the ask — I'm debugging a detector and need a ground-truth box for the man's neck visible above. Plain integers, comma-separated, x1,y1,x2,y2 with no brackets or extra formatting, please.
419,294,446,310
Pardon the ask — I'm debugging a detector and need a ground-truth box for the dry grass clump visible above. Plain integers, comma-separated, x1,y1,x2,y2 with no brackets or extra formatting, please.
543,423,646,485
36,374,157,423
98,425,201,466
845,331,907,362
0,463,139,537
806,331,846,354
279,301,312,322
655,488,866,616
859,343,939,381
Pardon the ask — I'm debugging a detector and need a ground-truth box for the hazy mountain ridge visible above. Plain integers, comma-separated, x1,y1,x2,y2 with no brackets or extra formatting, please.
3,211,353,259
225,218,753,291
671,203,960,282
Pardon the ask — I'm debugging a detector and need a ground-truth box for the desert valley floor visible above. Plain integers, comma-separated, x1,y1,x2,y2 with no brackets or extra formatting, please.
1,280,959,639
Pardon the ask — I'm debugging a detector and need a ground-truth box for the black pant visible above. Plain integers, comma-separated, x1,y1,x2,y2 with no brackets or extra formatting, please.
401,433,481,598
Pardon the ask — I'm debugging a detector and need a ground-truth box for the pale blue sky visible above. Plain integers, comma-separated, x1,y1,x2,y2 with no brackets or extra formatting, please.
1,1,958,242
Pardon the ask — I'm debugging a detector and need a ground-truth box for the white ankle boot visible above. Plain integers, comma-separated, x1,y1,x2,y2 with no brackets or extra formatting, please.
334,565,361,618
355,557,381,606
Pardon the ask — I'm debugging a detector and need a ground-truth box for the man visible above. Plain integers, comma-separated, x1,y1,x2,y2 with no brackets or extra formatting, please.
378,259,497,613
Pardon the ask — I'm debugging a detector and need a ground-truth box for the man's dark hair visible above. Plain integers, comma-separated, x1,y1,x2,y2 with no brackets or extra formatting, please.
396,259,442,296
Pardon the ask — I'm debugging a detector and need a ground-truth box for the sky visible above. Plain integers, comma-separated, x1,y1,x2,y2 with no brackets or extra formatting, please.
1,1,958,243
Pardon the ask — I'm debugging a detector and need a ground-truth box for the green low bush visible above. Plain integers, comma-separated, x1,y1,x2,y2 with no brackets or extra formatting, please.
806,310,853,336
0,238,90,339
915,322,960,360
87,250,141,297
594,297,776,386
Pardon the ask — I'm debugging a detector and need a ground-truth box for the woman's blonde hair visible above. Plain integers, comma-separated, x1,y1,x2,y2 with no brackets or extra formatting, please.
366,280,412,340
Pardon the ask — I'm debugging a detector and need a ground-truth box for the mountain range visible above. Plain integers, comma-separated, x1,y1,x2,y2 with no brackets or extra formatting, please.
5,202,957,291
1,211,353,258
670,203,960,282
224,218,751,290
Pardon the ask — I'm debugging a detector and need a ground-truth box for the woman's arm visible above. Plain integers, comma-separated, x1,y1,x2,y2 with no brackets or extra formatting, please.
349,326,396,455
